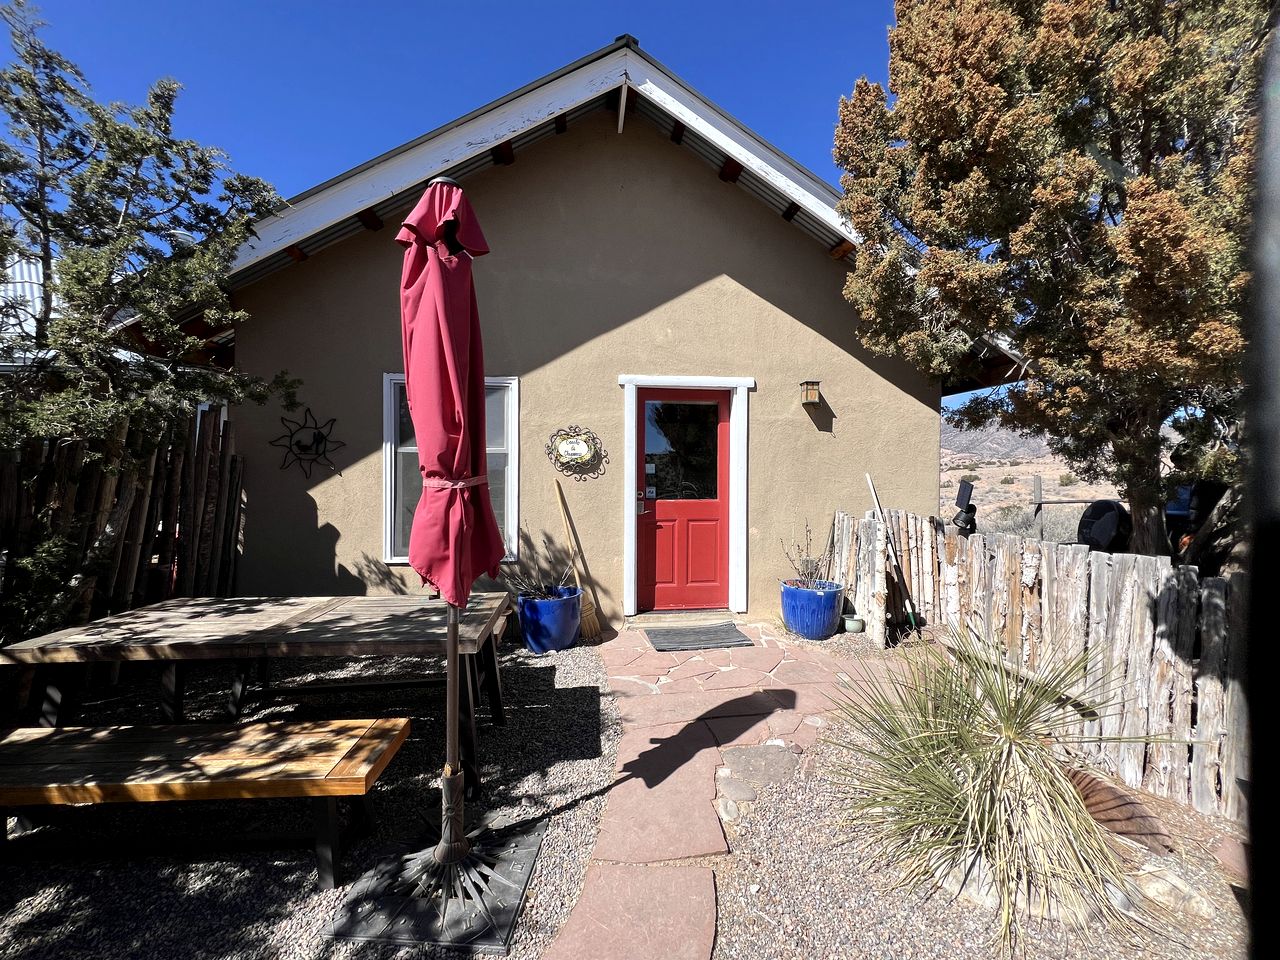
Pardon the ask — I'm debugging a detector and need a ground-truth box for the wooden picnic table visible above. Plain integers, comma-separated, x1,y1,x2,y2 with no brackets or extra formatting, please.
0,594,510,794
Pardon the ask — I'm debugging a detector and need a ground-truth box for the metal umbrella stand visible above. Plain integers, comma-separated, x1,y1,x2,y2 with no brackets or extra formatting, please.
331,602,545,951
330,179,545,952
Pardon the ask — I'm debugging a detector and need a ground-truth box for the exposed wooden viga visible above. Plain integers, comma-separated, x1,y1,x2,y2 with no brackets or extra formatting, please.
832,508,1248,822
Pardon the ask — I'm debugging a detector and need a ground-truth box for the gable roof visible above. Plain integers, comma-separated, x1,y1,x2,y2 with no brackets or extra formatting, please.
229,35,856,289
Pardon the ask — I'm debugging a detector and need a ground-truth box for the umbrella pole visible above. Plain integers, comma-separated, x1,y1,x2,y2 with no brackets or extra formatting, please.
434,602,470,865
334,594,548,950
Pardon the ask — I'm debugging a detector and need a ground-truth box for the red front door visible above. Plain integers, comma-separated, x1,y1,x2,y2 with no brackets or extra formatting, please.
637,388,730,611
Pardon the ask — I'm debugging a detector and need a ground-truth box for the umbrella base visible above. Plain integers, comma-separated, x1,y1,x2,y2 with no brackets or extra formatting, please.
329,815,547,954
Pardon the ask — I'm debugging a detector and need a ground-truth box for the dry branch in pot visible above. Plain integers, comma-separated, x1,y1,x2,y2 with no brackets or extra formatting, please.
502,528,573,599
781,521,835,586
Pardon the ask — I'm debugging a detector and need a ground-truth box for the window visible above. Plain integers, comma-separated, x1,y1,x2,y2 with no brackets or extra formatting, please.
383,374,518,562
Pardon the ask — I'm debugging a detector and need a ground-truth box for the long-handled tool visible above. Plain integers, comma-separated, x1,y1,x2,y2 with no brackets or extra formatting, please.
554,479,604,639
866,473,923,635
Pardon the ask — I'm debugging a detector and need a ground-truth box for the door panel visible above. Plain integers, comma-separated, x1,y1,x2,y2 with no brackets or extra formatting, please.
653,520,676,587
637,389,730,610
686,520,721,585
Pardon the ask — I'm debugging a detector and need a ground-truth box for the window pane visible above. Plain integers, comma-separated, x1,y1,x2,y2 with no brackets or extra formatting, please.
393,380,513,558
644,401,718,500
485,385,506,448
394,452,419,557
396,383,416,450
487,451,507,540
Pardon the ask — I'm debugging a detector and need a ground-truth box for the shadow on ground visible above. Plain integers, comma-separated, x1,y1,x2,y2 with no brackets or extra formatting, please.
0,640,605,960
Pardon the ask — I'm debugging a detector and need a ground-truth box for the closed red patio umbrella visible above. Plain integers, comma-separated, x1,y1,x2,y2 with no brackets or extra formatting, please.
334,179,543,952
396,178,508,907
397,179,505,609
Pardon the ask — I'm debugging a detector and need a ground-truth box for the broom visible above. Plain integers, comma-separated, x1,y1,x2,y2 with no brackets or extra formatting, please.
554,479,604,640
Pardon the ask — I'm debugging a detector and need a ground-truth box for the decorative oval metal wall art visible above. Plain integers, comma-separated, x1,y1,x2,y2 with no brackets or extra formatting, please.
545,425,608,481
270,408,345,478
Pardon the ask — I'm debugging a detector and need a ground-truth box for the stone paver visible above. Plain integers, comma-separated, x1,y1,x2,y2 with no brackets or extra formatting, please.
728,646,784,673
665,659,720,682
540,864,717,960
616,688,784,728
543,621,901,960
700,666,774,690
720,743,798,787
593,720,727,863
772,657,839,685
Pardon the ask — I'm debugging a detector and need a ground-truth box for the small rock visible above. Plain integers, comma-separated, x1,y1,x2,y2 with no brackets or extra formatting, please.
716,797,740,822
719,777,758,803
748,883,761,895
1213,836,1249,882
1132,865,1214,919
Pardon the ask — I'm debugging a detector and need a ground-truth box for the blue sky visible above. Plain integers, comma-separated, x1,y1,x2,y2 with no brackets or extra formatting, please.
36,1,896,200
29,2,978,404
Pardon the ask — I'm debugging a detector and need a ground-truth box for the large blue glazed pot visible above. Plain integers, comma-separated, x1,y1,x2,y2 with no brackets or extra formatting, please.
780,579,844,640
517,586,582,654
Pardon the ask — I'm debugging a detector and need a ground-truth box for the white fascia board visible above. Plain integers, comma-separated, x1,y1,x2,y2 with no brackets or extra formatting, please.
233,47,857,276
232,49,632,274
621,49,856,243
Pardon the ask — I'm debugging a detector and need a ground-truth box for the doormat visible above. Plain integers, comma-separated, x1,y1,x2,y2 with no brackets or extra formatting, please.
644,622,753,651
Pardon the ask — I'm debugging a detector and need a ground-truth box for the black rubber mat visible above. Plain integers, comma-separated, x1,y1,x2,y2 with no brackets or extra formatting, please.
644,622,753,651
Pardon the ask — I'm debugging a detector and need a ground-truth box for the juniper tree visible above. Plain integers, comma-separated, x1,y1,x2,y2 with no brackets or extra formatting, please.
0,1,294,633
835,0,1268,554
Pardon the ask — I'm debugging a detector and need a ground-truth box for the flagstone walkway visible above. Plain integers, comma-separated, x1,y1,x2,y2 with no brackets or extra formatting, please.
541,623,901,960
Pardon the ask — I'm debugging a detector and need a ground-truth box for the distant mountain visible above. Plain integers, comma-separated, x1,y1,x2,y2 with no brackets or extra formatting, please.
941,422,1050,463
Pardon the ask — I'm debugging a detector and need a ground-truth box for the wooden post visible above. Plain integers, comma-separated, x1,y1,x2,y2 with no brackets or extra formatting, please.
132,437,171,608
1019,539,1041,668
158,417,192,600
177,411,209,597
193,412,224,596
1032,474,1043,541
1167,566,1198,804
1191,577,1228,815
113,448,159,612
206,421,236,595
1084,552,1111,757
1222,571,1249,821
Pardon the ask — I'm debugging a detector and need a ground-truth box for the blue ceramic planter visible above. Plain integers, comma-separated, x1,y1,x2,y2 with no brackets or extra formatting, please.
780,579,844,640
517,586,582,654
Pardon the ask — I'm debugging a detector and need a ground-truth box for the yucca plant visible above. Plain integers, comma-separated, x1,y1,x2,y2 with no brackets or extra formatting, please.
827,624,1141,953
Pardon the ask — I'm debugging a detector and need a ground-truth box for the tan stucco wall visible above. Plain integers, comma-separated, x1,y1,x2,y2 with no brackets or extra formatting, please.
231,110,939,621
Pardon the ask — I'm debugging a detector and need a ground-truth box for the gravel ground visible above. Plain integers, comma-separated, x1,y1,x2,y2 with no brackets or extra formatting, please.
0,636,620,960
713,731,1248,960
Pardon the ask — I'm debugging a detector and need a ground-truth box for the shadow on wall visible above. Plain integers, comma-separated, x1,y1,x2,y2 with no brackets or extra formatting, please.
243,491,369,596
804,394,837,434
472,525,617,620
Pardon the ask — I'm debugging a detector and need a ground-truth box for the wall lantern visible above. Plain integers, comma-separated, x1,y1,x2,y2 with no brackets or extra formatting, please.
800,380,822,405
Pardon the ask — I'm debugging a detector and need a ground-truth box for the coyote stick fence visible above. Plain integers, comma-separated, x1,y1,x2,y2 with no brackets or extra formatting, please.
1,409,247,647
832,507,1247,822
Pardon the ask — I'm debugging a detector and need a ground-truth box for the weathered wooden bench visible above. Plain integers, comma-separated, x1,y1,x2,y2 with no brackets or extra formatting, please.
0,717,410,889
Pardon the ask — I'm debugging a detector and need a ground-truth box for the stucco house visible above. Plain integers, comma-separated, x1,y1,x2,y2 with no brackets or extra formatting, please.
225,36,942,623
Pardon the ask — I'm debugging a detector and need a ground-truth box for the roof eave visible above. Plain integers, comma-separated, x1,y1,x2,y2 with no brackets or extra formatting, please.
228,38,856,286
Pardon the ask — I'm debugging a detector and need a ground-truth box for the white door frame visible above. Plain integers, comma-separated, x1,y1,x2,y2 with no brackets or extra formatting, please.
619,374,755,616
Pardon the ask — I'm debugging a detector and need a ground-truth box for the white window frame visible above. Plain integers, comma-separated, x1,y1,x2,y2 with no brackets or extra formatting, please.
383,373,519,563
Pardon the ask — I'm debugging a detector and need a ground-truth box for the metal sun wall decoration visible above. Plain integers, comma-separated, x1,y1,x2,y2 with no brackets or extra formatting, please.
545,425,608,481
270,408,346,478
